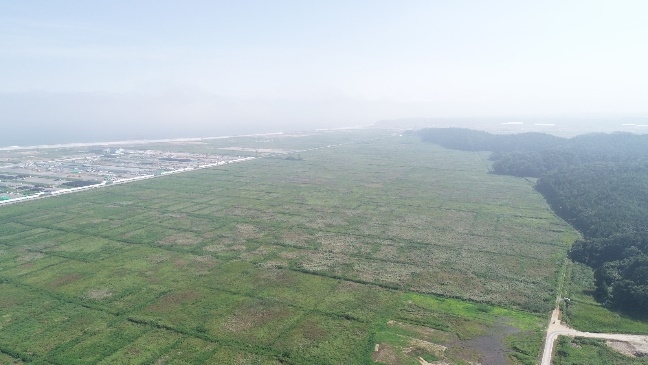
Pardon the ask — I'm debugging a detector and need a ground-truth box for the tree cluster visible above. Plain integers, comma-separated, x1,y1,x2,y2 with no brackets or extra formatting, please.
416,127,564,154
61,180,101,188
417,128,648,313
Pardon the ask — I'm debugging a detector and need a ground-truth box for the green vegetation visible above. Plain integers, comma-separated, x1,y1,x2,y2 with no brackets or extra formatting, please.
553,337,648,365
539,164,648,313
418,128,648,322
562,262,648,334
415,128,565,157
0,131,573,364
61,180,102,188
506,331,545,365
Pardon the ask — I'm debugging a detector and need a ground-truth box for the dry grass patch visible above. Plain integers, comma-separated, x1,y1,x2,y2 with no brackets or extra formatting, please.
388,320,455,344
374,243,401,260
203,237,234,252
147,253,171,263
278,250,301,260
108,201,135,207
256,268,298,286
281,230,314,247
235,223,261,239
222,301,291,333
159,233,202,246
304,215,349,229
24,241,58,251
172,258,188,268
188,255,219,276
316,233,358,253
48,273,83,289
163,212,186,218
17,252,46,263
255,261,284,269
84,288,113,300
192,255,216,264
146,290,202,312
223,207,266,220
240,245,275,260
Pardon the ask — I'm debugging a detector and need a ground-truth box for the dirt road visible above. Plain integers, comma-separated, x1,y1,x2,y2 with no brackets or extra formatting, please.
541,305,648,365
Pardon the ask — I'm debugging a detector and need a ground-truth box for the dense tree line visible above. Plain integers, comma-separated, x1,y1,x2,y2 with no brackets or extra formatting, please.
61,180,101,188
416,128,565,154
417,128,648,313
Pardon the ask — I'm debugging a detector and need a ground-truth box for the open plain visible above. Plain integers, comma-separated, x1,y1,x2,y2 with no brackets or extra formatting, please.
0,130,580,364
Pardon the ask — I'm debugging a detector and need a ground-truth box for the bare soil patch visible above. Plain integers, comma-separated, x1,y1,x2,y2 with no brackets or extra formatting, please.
607,339,648,357
404,338,447,358
372,343,400,365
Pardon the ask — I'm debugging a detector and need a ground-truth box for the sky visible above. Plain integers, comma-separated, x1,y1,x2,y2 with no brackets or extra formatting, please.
1,0,648,143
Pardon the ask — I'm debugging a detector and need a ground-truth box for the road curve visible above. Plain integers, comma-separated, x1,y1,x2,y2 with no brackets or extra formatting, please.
540,306,648,365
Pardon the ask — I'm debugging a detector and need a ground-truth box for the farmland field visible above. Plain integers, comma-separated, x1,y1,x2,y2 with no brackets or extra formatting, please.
0,130,579,364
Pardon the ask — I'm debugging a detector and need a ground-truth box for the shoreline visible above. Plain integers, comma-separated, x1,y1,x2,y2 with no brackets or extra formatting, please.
0,131,286,151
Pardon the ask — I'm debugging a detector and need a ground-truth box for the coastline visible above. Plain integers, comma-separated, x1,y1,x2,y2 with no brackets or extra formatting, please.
0,131,286,151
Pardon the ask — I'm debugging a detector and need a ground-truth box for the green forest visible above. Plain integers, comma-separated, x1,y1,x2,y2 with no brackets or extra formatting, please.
417,128,648,313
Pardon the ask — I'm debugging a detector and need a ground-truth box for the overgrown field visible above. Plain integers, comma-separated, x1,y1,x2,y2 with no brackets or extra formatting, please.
0,131,577,364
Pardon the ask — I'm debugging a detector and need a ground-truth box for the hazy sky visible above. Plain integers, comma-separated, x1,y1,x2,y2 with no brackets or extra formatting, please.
1,1,647,142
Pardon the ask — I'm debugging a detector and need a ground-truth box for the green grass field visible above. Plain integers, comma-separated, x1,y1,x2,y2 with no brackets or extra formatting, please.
0,131,578,364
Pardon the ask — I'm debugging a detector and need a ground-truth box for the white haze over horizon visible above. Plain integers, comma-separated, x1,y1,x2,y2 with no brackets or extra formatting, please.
1,1,647,144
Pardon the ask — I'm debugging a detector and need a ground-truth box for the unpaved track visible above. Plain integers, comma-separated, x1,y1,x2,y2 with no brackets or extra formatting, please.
541,305,648,365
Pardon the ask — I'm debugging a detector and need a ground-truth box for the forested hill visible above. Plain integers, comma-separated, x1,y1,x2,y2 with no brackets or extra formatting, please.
416,128,648,313
416,128,566,154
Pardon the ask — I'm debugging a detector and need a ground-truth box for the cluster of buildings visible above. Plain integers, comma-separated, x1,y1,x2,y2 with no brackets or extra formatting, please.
0,147,239,201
